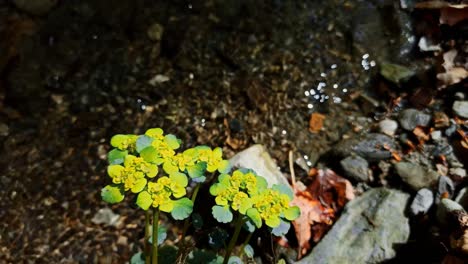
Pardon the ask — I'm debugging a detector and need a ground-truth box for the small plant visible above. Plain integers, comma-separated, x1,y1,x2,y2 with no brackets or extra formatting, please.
101,128,300,264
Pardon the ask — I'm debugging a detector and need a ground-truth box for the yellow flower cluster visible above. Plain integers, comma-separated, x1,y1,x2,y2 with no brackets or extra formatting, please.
107,155,158,193
251,189,291,227
146,173,187,212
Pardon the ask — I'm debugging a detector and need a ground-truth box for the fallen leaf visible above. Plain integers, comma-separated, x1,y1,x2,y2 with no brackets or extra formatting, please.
291,169,354,259
309,113,325,133
437,50,468,88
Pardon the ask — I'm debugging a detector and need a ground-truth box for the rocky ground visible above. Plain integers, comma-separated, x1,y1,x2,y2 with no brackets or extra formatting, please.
0,0,467,263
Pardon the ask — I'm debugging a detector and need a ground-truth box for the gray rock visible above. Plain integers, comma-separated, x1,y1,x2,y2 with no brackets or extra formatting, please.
450,167,466,178
91,208,120,226
453,101,468,119
410,188,434,215
340,155,371,182
436,176,454,201
430,130,442,141
436,199,465,227
13,0,57,15
297,188,410,264
399,109,431,131
455,187,468,211
229,144,291,191
333,133,396,162
379,119,398,136
394,162,439,190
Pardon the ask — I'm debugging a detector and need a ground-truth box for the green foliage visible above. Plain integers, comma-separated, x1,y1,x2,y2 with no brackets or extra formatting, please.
212,205,233,223
130,252,145,264
148,226,167,245
101,185,124,204
171,197,194,220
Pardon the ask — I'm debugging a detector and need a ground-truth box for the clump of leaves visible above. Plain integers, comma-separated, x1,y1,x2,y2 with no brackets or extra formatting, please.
210,169,300,263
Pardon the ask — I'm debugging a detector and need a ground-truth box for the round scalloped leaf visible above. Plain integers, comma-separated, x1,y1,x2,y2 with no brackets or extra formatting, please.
170,172,188,187
164,134,181,150
284,206,300,221
228,256,243,264
136,191,153,210
171,198,193,220
271,220,290,236
136,135,154,153
146,164,158,178
246,208,262,228
212,205,233,223
160,200,175,213
187,249,217,264
238,198,253,215
243,244,254,258
243,219,256,233
265,215,281,228
272,184,294,200
140,146,159,163
148,226,167,245
131,178,147,193
208,256,224,264
108,149,128,165
217,160,231,174
163,161,179,174
107,165,124,178
191,175,206,183
186,162,207,178
207,227,229,250
145,128,164,138
110,134,128,149
255,176,268,191
209,184,221,196
101,185,125,204
130,252,145,264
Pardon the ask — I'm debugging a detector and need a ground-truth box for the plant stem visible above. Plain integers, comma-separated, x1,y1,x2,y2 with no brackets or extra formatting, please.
180,183,201,243
239,231,253,257
152,208,160,264
145,210,151,264
223,215,245,264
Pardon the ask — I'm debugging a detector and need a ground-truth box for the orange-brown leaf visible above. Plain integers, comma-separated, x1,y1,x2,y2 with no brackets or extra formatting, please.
309,113,325,133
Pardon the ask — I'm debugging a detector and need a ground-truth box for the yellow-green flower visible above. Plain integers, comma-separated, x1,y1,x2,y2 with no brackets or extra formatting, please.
110,134,137,152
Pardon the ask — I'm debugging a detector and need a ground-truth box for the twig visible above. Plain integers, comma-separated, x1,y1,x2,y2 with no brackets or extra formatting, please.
288,150,296,189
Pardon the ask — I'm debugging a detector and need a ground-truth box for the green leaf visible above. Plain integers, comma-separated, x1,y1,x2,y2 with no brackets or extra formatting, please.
272,184,294,200
191,176,206,183
136,191,153,210
170,172,188,187
165,134,181,149
107,165,124,178
212,205,233,223
246,208,262,228
255,176,268,192
148,226,167,245
101,185,125,204
108,149,128,165
238,198,253,215
110,134,128,148
136,135,154,153
140,146,159,163
146,164,158,178
243,220,256,233
284,206,300,221
271,220,290,236
130,252,145,264
145,128,164,138
217,160,231,174
243,244,254,258
228,256,243,264
265,215,281,228
163,161,179,174
131,178,147,193
171,198,193,220
207,227,229,250
187,249,217,264
186,162,207,178
158,245,178,264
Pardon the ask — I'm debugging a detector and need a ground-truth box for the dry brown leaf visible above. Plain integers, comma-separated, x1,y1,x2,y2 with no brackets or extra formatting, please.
291,169,354,259
309,113,325,133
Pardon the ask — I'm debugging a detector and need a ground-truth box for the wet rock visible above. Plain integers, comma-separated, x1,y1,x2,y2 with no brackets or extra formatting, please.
453,101,468,119
398,109,431,131
380,62,415,84
379,119,398,136
297,188,410,264
431,130,442,141
91,208,120,226
333,133,395,161
394,162,439,190
436,199,465,227
229,144,291,191
410,188,434,215
437,175,455,201
445,123,457,137
340,155,371,182
455,187,468,210
13,0,58,15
